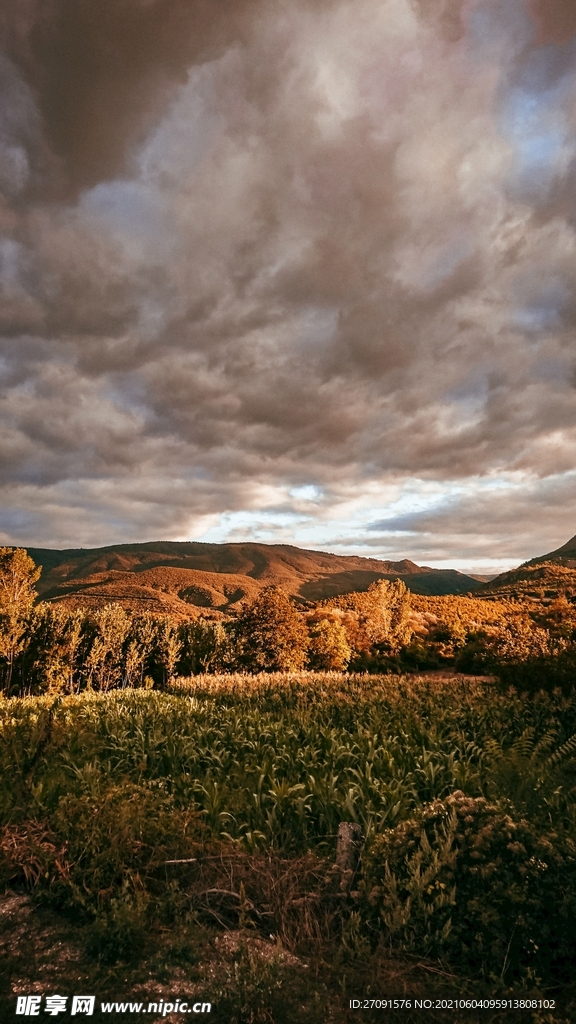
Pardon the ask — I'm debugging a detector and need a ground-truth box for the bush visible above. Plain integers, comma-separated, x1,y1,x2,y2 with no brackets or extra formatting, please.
482,620,576,694
211,940,283,1023
49,782,206,901
361,791,576,984
87,880,150,963
453,631,492,674
492,646,576,694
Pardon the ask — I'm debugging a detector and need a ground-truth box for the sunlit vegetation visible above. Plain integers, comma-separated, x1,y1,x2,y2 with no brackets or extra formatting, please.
2,546,576,694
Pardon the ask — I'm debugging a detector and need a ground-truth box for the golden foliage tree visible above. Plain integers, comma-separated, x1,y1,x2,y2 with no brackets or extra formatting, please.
307,617,352,671
155,617,183,686
322,579,413,657
85,603,131,691
27,604,84,695
0,548,41,690
235,586,309,672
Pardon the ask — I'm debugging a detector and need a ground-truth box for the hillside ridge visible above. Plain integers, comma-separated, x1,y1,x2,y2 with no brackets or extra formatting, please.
477,533,576,600
26,540,483,614
526,533,576,567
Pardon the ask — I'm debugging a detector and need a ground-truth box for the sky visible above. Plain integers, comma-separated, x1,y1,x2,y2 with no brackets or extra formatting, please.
1,0,576,574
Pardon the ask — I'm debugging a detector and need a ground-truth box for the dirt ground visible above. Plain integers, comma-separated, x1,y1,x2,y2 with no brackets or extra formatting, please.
1,890,572,1024
0,890,344,1023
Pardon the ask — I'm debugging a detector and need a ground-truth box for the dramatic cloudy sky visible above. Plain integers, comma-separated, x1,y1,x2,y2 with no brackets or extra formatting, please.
1,0,576,572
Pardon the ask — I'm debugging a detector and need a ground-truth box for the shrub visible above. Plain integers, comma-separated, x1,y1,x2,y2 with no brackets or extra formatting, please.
362,791,576,984
480,619,576,694
87,880,150,963
453,631,492,674
492,646,576,694
211,940,283,1023
49,782,206,901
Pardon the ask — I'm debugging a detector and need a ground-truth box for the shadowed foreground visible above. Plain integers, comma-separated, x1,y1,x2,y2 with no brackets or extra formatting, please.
1,674,575,1022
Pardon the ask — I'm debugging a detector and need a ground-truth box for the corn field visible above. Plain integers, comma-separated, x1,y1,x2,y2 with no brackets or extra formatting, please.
2,673,576,991
2,673,576,848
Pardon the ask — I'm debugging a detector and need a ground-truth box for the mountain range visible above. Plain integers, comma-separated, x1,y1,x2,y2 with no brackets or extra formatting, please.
25,533,576,616
27,541,489,617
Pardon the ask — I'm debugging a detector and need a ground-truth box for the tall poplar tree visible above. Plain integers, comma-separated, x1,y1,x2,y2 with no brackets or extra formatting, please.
0,548,41,690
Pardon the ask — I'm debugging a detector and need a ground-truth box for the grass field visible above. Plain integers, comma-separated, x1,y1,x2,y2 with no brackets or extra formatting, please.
2,673,576,1023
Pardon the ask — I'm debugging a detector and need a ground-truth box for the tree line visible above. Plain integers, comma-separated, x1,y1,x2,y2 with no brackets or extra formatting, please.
1,546,576,694
0,548,413,694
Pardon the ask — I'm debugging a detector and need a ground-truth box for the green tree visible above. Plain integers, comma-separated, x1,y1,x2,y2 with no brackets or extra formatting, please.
179,619,232,674
123,613,157,688
0,547,41,691
235,586,309,672
25,604,85,694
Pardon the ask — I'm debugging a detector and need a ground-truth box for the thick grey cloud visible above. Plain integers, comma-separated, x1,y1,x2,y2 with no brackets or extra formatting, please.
367,472,576,566
1,0,576,561
0,0,261,196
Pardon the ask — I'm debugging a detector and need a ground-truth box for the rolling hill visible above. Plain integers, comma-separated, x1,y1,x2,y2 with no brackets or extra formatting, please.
526,534,576,567
477,533,576,601
26,541,484,616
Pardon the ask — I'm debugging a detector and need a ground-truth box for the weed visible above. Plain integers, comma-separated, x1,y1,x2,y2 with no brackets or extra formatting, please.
212,939,283,1023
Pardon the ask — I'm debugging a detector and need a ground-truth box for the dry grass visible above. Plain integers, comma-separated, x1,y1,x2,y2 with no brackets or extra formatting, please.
0,817,337,957
169,670,491,700
0,821,71,888
160,847,340,954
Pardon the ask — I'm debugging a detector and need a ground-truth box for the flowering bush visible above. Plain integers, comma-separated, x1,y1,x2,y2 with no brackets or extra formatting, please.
362,791,576,983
